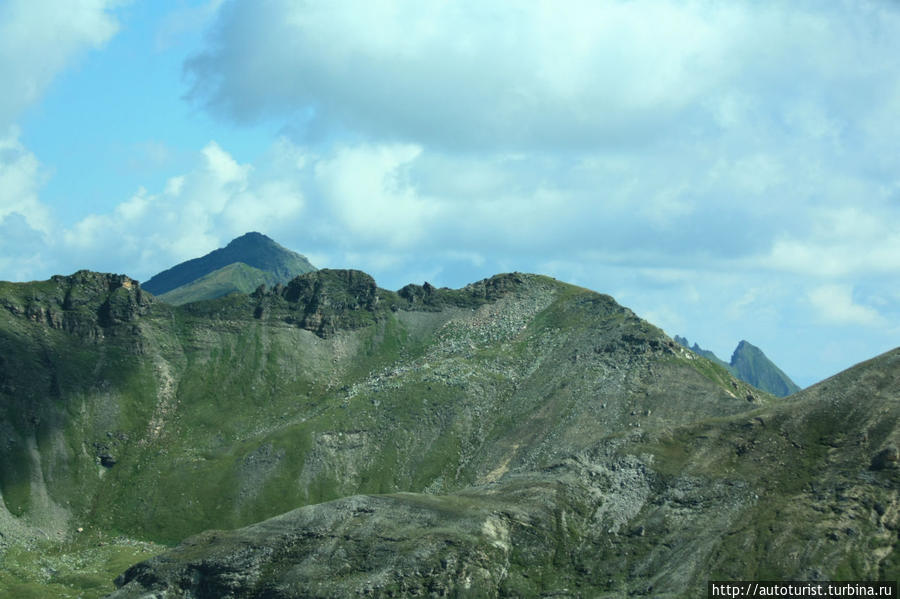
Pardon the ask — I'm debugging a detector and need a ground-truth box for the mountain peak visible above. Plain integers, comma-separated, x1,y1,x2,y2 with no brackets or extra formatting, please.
225,231,276,249
730,339,800,397
676,335,801,397
142,233,315,298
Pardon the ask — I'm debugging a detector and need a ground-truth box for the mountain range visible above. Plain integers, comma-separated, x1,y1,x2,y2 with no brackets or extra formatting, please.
674,336,802,397
143,232,802,397
0,236,895,598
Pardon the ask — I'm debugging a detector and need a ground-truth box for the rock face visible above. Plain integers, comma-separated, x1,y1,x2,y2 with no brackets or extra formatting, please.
0,270,150,338
270,269,380,337
675,336,802,397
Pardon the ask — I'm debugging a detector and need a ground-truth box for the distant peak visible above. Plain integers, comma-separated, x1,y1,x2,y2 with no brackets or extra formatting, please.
732,340,761,359
142,233,315,297
226,232,275,247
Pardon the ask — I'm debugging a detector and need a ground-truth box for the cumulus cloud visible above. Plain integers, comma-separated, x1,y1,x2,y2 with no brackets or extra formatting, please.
0,128,54,280
177,1,900,286
808,284,886,327
0,0,122,127
59,141,304,278
185,1,900,151
185,0,733,148
765,206,900,277
313,143,434,246
0,127,51,233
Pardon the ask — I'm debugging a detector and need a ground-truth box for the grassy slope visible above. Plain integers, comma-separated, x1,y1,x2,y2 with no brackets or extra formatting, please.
156,262,281,305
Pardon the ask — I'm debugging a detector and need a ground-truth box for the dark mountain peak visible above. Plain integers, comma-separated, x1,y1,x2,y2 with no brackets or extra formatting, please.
729,339,801,397
734,339,754,352
142,233,316,297
731,340,758,362
225,231,277,250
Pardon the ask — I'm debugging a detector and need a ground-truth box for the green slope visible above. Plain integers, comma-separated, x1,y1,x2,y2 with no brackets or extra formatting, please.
141,232,315,299
156,262,281,305
0,270,766,542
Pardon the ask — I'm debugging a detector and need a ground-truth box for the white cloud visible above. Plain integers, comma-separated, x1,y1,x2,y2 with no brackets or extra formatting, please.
186,1,900,152
764,206,900,277
0,0,122,127
808,284,886,327
312,143,435,246
0,127,51,233
59,141,304,278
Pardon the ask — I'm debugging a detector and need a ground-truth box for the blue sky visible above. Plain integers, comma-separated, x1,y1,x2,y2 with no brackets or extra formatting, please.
1,0,898,387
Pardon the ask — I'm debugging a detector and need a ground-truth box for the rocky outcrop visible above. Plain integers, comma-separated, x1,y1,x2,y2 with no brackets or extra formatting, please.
1,270,151,339
250,269,381,337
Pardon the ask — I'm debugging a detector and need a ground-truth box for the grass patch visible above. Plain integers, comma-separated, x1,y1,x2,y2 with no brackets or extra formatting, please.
0,536,163,599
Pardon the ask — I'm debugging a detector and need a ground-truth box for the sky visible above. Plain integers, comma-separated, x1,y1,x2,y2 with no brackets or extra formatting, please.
1,0,898,387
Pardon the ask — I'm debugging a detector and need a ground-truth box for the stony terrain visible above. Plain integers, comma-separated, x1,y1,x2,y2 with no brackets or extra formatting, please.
0,267,894,597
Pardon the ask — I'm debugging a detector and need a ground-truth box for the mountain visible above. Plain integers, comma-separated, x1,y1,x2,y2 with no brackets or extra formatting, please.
141,232,316,303
675,335,801,397
0,269,893,597
729,339,802,397
110,346,900,598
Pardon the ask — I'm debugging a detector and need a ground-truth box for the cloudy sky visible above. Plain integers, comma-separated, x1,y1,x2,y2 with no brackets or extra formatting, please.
1,0,898,386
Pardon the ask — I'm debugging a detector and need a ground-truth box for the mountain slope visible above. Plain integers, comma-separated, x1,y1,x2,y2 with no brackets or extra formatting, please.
675,335,801,397
1,268,880,598
109,347,900,598
0,270,764,543
141,232,315,300
156,262,281,304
